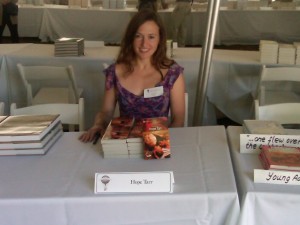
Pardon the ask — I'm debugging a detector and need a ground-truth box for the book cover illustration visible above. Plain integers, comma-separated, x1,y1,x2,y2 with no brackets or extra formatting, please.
101,117,134,144
259,145,300,171
142,117,170,160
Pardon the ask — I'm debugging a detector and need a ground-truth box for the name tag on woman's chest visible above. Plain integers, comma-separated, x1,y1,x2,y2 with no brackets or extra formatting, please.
144,86,163,98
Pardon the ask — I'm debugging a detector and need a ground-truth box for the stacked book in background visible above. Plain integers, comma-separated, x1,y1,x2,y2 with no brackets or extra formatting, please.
259,40,279,64
243,119,286,135
0,115,63,155
294,42,300,65
54,37,84,57
101,117,171,159
259,145,300,171
278,44,296,65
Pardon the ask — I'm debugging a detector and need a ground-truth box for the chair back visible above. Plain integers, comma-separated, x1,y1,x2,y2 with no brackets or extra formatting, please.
258,65,300,105
17,64,81,105
10,98,85,131
255,99,300,125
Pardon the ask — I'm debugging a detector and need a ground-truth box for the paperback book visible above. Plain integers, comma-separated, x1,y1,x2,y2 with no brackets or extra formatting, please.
0,114,60,142
259,145,300,171
243,120,286,135
142,117,170,160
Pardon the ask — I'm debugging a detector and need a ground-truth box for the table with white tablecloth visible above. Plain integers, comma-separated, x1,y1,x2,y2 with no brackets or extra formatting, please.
0,126,239,225
4,5,300,46
226,126,300,225
0,43,264,127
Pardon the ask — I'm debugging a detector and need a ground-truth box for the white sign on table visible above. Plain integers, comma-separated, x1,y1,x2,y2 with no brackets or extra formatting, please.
240,134,300,154
254,169,300,185
94,171,174,193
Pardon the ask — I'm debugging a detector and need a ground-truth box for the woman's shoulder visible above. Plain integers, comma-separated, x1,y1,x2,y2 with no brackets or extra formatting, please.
168,61,184,75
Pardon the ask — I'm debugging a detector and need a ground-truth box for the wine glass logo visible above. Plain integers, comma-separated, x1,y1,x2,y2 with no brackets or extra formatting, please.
101,175,111,191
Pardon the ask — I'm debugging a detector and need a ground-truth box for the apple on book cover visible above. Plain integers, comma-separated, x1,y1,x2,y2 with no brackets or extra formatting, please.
142,117,170,160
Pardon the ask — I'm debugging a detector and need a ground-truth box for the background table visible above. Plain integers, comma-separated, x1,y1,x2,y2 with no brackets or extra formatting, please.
4,5,300,46
227,126,300,225
0,126,239,225
0,44,264,127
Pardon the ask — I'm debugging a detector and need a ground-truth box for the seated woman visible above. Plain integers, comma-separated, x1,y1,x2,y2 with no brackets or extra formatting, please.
79,9,186,143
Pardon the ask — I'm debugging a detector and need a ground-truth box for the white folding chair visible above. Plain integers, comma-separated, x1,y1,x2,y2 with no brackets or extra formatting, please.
0,102,4,116
255,100,300,125
257,65,300,106
10,98,85,131
17,64,83,106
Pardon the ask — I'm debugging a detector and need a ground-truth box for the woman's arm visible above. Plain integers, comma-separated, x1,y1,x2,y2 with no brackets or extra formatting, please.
79,87,117,142
169,73,186,127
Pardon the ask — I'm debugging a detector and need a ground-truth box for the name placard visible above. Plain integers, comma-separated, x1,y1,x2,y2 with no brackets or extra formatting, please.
94,171,174,194
254,169,300,185
240,134,300,154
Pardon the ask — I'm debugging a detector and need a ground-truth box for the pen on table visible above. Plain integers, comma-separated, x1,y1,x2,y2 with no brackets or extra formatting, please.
93,132,101,145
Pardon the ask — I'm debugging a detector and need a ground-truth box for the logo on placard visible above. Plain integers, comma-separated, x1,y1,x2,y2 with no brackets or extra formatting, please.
101,175,111,191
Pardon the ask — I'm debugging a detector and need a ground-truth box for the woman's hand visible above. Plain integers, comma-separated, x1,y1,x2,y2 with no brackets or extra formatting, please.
78,125,103,143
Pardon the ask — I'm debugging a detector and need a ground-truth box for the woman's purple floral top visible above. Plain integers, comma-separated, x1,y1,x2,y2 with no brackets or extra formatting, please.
104,62,183,119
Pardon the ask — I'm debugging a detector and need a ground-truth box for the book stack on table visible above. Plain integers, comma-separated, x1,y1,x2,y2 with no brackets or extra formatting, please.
278,44,296,65
0,115,63,156
259,40,279,64
54,37,84,57
101,117,143,159
259,145,300,171
101,117,171,159
243,119,286,135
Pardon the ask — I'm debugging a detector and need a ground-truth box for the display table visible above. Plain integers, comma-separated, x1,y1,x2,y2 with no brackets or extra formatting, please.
0,44,263,127
0,126,239,225
226,126,300,225
3,5,300,45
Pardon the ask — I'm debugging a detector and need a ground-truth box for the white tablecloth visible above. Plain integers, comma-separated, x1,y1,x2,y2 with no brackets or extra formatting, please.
226,126,300,225
4,5,300,45
0,126,239,225
0,44,264,127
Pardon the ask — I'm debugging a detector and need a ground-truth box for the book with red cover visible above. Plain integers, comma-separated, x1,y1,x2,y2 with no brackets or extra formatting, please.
101,117,134,144
259,145,300,171
142,117,170,160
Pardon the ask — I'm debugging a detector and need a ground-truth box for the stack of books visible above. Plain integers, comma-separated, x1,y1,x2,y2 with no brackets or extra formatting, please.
0,115,63,155
259,40,279,64
101,117,171,159
293,42,300,65
54,37,84,57
245,0,260,10
243,120,286,135
278,44,296,65
259,145,300,171
101,117,143,159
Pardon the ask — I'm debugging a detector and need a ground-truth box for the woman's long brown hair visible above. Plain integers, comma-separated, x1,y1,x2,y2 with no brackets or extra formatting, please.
116,9,174,74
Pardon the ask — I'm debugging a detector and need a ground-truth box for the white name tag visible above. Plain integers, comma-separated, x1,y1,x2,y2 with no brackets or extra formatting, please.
254,169,300,185
144,86,163,98
94,171,174,193
240,134,300,154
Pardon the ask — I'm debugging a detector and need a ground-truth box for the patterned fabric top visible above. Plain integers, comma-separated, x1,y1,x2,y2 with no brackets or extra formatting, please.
104,62,183,119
